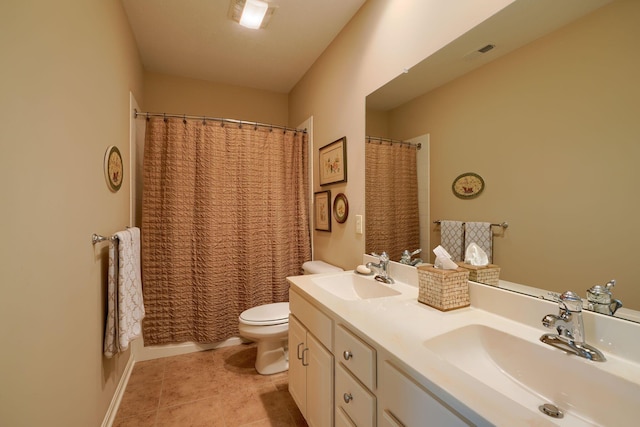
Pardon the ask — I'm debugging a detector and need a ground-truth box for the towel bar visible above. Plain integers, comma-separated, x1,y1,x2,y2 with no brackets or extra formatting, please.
433,220,509,229
92,233,118,245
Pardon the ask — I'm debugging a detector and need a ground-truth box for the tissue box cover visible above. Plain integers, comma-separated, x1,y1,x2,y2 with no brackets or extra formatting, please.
417,264,470,311
456,262,501,286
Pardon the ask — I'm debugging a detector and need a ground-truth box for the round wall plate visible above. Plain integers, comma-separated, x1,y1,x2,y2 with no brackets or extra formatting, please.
452,172,484,199
333,193,349,223
104,145,123,192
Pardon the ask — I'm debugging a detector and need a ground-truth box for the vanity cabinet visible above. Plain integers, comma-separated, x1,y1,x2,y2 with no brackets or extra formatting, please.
289,285,471,427
289,291,334,427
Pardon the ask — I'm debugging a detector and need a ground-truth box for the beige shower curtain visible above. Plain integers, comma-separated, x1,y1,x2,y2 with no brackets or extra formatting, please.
365,139,420,262
141,117,311,345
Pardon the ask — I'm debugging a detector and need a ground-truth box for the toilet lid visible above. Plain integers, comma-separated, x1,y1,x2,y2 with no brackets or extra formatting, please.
239,302,290,326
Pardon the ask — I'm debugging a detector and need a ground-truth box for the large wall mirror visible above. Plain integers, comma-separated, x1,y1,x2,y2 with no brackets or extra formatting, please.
365,0,640,319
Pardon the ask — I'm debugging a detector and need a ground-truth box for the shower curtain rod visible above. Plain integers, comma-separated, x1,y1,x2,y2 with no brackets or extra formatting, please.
366,135,422,150
134,110,307,134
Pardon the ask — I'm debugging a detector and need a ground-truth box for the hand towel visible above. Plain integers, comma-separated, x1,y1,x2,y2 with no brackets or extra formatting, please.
103,227,145,358
465,222,493,263
440,220,464,262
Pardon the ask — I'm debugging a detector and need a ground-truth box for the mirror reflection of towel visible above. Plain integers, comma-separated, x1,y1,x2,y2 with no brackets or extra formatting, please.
440,221,464,261
465,222,493,263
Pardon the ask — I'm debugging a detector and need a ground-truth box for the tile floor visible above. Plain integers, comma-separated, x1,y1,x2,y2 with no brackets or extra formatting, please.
113,343,308,427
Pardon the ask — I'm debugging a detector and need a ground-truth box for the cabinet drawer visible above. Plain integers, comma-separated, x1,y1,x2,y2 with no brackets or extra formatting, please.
336,363,376,427
381,410,404,427
290,289,333,350
380,360,470,427
335,324,376,390
336,407,356,427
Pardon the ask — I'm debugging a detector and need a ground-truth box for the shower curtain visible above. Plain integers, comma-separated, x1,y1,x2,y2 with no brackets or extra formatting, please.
365,139,420,262
141,117,311,345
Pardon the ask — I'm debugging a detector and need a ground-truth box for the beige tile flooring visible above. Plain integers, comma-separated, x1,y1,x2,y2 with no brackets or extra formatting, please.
114,343,308,427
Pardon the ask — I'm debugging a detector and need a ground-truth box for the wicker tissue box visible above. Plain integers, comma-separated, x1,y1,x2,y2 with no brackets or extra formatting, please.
456,262,501,286
417,264,470,311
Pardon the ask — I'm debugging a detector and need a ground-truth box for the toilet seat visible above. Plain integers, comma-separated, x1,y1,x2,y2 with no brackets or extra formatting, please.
239,302,289,326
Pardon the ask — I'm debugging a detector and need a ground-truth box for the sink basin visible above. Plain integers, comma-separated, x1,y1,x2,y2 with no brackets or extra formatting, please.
424,324,640,425
311,273,401,300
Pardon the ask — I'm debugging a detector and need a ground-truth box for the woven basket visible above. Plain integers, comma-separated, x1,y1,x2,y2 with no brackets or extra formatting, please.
456,262,501,286
417,264,470,311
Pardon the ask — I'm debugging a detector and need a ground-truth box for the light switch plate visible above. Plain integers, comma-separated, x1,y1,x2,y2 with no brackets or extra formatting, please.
355,215,363,235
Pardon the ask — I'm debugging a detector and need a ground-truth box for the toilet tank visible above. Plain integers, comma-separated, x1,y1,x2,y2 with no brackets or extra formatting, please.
302,260,343,275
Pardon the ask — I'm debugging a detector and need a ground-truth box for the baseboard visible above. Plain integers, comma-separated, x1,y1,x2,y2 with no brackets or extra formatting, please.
133,336,247,362
101,352,135,427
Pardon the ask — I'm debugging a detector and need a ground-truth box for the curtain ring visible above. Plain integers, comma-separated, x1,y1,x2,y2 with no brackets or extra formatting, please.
221,119,225,128
163,113,167,123
183,114,187,125
254,122,258,131
202,116,206,125
269,124,273,133
146,112,150,122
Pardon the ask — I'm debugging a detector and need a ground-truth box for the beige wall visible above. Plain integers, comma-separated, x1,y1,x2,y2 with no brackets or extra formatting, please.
288,0,515,270
143,71,289,124
0,0,143,425
383,1,640,309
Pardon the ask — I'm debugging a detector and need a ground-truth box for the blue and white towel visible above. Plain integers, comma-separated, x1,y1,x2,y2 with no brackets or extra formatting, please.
465,222,493,263
440,220,465,262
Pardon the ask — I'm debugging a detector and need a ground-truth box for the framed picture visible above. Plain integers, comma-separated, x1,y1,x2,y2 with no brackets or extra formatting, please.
314,190,332,232
319,137,347,186
333,193,349,224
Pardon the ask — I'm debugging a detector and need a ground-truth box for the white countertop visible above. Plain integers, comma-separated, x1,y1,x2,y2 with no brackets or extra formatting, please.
287,263,640,427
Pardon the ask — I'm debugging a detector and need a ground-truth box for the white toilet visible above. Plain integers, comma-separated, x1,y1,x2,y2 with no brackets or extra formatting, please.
238,260,343,375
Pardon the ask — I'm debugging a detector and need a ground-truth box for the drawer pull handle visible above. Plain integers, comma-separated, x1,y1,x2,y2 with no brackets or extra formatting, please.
301,348,309,366
343,393,353,404
343,350,353,360
297,343,305,360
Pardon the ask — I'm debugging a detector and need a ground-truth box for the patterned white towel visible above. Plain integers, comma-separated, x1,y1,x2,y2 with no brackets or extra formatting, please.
440,221,465,261
104,227,145,358
465,222,493,263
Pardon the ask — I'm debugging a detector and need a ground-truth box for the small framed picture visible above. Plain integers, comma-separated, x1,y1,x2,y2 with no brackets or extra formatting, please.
314,190,332,232
319,137,347,186
333,193,349,224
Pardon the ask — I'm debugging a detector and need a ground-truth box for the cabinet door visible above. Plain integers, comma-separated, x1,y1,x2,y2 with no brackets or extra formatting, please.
306,332,334,427
380,361,471,427
288,315,307,417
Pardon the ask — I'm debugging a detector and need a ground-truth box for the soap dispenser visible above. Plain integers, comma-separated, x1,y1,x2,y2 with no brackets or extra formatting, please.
586,280,622,315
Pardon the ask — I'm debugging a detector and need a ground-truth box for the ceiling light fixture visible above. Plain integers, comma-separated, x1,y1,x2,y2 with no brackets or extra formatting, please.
229,0,275,30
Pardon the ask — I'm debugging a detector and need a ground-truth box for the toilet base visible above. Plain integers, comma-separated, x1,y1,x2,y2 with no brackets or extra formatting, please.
255,338,289,375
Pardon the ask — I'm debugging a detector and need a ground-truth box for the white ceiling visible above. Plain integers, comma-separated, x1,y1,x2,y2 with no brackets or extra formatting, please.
121,0,366,93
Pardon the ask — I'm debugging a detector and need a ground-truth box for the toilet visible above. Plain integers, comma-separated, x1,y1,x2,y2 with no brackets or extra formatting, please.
238,260,343,375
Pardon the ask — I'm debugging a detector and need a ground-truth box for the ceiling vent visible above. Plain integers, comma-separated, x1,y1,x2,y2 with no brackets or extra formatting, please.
228,0,276,29
463,43,497,61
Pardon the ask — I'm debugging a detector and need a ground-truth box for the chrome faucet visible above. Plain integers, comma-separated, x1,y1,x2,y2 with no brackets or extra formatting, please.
540,290,605,361
587,279,622,316
399,248,423,266
366,252,394,284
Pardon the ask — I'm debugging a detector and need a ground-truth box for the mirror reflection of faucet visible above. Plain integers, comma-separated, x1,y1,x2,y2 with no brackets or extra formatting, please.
587,279,622,316
540,290,606,361
399,248,422,266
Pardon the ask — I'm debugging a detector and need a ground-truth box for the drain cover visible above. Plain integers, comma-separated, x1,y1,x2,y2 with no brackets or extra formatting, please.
539,403,564,419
